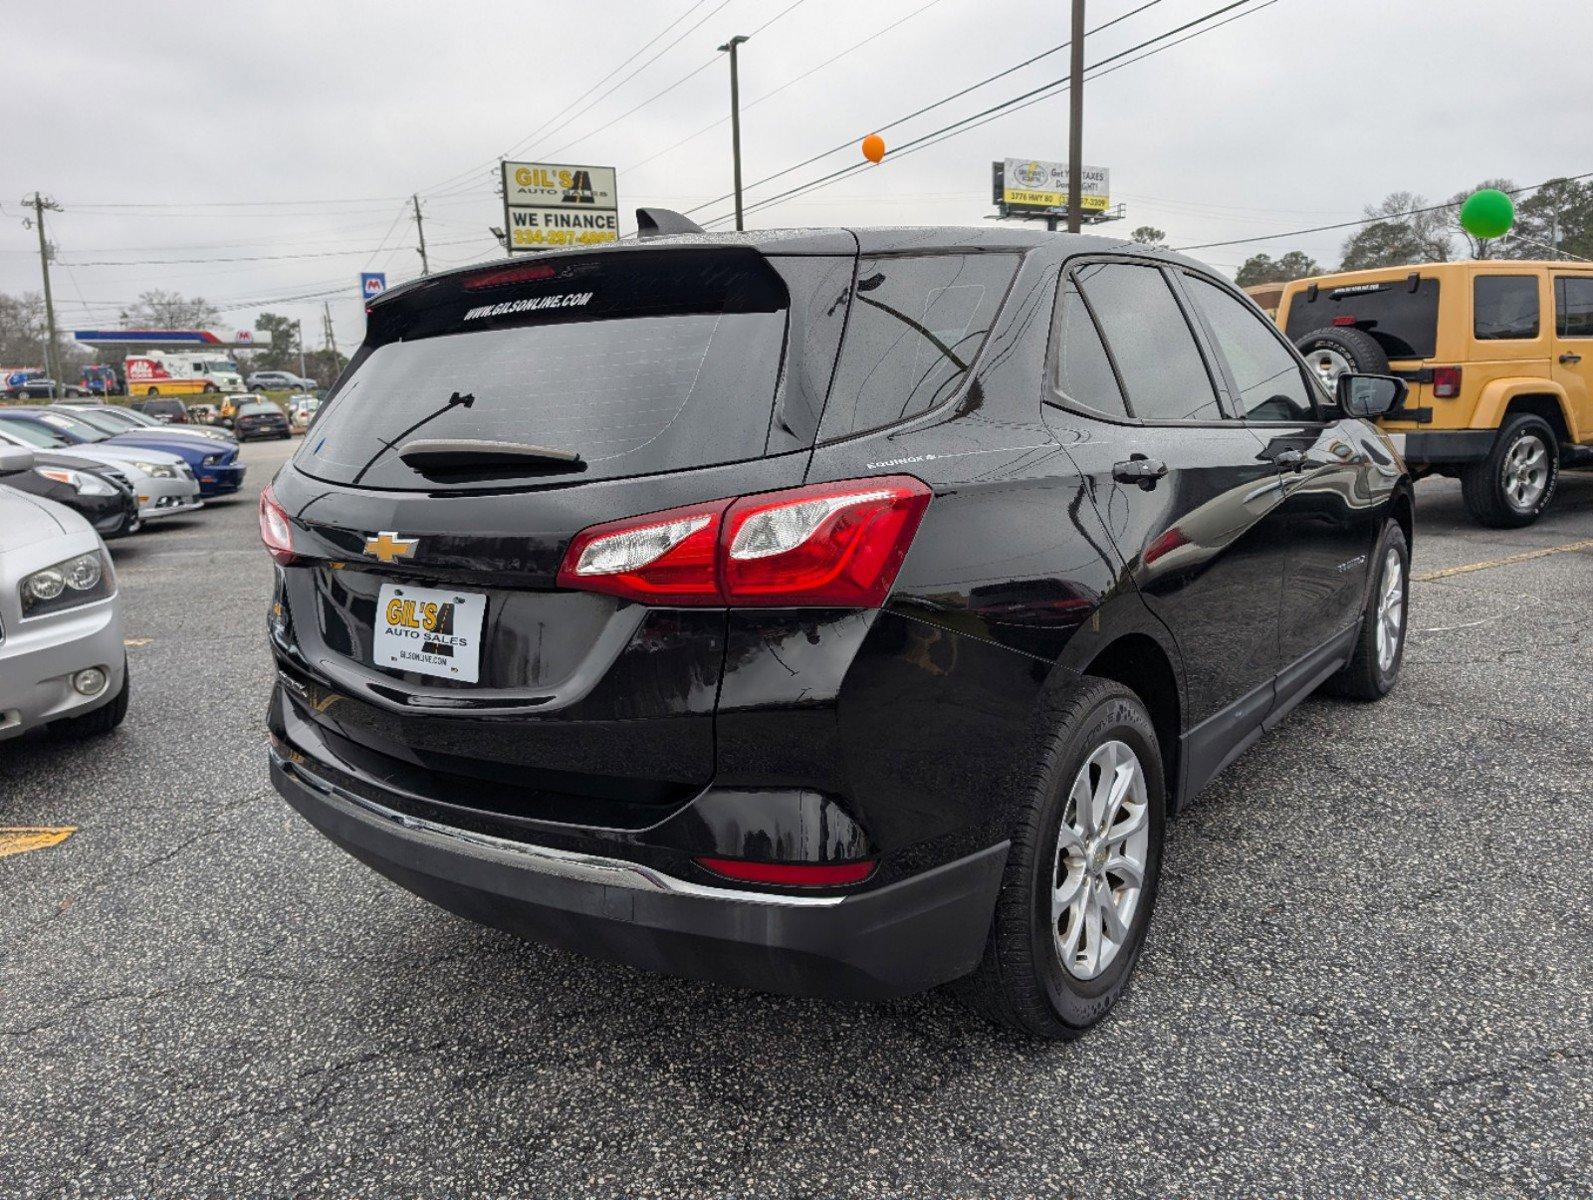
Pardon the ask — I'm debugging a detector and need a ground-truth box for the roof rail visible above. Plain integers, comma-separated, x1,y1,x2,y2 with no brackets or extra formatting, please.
635,208,705,239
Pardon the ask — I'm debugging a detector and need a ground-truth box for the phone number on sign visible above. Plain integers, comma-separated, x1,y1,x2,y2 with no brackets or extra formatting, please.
511,229,619,247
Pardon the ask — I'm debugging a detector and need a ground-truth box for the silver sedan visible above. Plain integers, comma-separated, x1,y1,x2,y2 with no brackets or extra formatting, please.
0,448,129,742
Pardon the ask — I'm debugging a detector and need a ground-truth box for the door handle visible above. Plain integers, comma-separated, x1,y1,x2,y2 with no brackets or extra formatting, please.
1273,449,1306,473
1560,353,1583,365
1112,457,1168,490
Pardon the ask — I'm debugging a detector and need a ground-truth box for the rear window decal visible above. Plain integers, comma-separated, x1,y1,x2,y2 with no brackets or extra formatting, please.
463,292,594,322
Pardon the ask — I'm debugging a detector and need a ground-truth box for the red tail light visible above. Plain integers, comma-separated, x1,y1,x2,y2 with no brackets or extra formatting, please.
1431,366,1462,399
557,476,932,607
695,856,877,887
259,483,296,565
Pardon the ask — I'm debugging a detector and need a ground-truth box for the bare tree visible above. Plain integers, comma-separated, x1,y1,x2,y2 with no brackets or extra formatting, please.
1339,192,1452,270
118,289,220,330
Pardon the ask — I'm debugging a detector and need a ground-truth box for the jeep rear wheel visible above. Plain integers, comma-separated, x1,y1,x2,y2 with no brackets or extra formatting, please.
1461,414,1559,528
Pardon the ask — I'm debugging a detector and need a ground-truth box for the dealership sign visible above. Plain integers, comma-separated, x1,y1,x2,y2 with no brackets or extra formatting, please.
994,158,1111,214
501,161,620,252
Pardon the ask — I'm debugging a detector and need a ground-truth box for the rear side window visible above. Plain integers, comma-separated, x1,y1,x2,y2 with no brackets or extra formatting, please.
296,249,795,491
1076,262,1223,422
1184,275,1318,421
1555,276,1593,338
1474,276,1540,340
1051,278,1127,418
1284,277,1440,359
819,253,1018,438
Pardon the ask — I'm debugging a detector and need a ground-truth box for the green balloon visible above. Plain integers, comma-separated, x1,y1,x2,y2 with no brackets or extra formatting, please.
1459,189,1514,239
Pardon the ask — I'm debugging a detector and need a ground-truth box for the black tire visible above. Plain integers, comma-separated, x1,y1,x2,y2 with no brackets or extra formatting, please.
957,679,1166,1040
1325,520,1409,701
1460,413,1559,528
1294,325,1390,387
147,386,159,397
51,660,130,737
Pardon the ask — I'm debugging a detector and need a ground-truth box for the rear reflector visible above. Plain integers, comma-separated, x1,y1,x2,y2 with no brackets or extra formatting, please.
695,856,877,887
1432,366,1462,399
558,475,931,608
1331,315,1358,327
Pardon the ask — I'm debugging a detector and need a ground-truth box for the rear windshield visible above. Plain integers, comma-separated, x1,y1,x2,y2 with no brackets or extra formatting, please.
1284,276,1440,359
295,249,796,491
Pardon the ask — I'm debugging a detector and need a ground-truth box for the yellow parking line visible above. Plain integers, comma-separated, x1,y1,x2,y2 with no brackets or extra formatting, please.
1413,537,1593,583
0,827,76,859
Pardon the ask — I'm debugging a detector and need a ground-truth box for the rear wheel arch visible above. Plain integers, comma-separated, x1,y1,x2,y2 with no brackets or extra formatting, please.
1079,633,1182,813
1390,483,1415,558
1501,393,1575,450
1471,383,1576,445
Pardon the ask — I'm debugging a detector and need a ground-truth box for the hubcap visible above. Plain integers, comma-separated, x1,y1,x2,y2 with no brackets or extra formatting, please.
1503,433,1549,511
1052,740,1149,981
1375,545,1404,673
1305,347,1354,391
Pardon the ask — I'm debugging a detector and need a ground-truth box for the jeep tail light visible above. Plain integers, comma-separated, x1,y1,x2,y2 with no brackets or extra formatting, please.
1432,366,1462,399
557,476,932,608
695,856,877,887
259,483,296,565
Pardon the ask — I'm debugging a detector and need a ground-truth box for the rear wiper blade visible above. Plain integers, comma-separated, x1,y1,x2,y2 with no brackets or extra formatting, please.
396,437,585,476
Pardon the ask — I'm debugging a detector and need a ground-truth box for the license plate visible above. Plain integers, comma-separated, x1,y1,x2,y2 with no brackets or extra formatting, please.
373,582,486,683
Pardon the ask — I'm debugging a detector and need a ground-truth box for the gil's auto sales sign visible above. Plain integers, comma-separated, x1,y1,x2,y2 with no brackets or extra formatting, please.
502,161,619,252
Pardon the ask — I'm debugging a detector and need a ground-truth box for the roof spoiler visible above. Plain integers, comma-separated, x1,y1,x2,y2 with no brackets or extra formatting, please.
636,208,705,239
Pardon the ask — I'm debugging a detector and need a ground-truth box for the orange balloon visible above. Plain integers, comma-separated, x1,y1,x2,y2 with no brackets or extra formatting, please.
861,134,886,164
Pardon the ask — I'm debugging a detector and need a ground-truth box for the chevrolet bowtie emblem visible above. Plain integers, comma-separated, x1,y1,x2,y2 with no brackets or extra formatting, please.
364,531,419,563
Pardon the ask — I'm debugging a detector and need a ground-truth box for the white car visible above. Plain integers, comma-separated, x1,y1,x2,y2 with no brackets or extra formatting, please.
0,418,203,524
0,448,129,741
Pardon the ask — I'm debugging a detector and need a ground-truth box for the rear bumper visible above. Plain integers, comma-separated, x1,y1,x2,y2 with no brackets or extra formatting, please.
1386,429,1495,464
269,746,1007,1000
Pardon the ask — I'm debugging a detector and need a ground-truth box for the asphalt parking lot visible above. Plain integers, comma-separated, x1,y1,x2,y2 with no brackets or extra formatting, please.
2,437,1589,1199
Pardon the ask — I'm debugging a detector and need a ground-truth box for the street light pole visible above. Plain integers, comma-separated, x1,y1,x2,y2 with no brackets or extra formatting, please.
718,35,750,231
1066,0,1086,234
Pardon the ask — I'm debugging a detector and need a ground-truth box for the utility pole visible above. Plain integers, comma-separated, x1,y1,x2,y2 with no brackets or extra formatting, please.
1066,1,1086,234
294,318,307,379
718,35,749,231
22,193,63,383
322,302,339,376
412,193,430,275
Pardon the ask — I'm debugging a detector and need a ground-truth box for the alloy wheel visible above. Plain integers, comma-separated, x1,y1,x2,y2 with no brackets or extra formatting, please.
1305,347,1353,391
1052,739,1149,981
1503,433,1549,511
1375,545,1404,673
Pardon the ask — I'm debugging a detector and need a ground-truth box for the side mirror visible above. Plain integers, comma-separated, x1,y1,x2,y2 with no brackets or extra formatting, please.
0,446,37,476
1336,372,1406,419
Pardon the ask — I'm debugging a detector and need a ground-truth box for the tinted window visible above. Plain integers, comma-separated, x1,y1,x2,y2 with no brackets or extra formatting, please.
1555,276,1593,338
821,253,1018,437
297,251,797,491
239,403,279,415
1284,277,1440,359
1051,278,1127,418
1185,276,1317,421
1076,263,1222,422
1474,276,1539,340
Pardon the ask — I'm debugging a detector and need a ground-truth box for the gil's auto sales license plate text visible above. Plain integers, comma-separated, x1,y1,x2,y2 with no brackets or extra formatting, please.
374,582,485,683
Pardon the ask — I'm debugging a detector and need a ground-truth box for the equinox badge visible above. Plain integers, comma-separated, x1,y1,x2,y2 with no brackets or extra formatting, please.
365,531,420,563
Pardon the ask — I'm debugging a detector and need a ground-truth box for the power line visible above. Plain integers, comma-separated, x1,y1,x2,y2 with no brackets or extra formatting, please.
679,0,1173,223
703,0,1267,228
53,235,491,267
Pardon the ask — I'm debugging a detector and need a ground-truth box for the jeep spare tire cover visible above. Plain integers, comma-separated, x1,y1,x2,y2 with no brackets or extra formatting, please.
1294,325,1391,390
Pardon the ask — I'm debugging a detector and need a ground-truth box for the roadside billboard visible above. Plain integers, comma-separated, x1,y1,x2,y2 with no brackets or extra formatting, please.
502,161,620,252
993,158,1111,215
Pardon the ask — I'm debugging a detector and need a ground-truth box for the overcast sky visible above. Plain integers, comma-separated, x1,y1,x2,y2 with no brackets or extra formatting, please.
4,0,1591,349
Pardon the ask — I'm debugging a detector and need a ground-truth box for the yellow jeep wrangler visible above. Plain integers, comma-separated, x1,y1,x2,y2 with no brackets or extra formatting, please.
1277,261,1593,526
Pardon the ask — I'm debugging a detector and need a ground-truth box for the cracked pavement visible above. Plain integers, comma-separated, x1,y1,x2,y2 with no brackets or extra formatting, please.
1,438,1589,1198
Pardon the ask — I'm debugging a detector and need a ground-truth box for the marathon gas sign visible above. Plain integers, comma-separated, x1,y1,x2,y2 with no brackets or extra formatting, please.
501,161,619,252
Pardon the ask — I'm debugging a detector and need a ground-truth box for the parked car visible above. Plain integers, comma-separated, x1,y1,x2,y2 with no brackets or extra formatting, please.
247,370,317,392
2,407,244,498
131,397,191,424
189,403,220,425
0,449,130,742
6,376,84,400
0,441,140,538
1277,259,1593,527
0,419,202,526
59,402,236,447
287,395,320,433
261,225,1414,1039
233,400,291,441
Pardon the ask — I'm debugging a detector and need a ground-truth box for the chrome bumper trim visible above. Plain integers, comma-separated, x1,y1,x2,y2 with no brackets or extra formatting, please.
273,749,846,909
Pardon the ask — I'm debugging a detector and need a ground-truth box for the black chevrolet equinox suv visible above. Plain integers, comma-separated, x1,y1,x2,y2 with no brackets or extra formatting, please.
263,221,1414,1038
